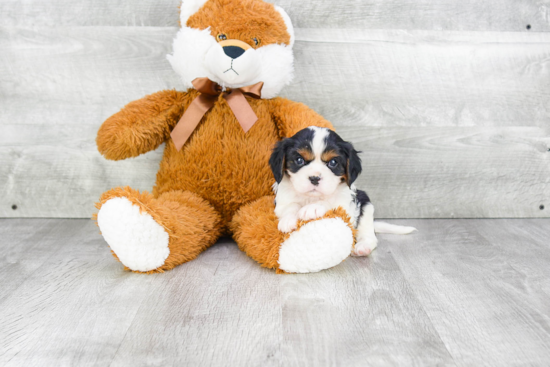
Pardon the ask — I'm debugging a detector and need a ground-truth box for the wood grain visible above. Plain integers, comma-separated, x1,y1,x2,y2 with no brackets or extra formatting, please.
2,27,549,129
0,219,64,304
385,219,550,366
109,238,284,366
1,124,548,218
269,0,550,31
470,219,550,302
0,124,161,218
289,29,550,129
110,242,456,366
0,219,162,366
339,126,550,219
279,248,455,366
2,218,550,365
0,27,180,127
1,0,548,32
1,27,550,218
0,219,455,366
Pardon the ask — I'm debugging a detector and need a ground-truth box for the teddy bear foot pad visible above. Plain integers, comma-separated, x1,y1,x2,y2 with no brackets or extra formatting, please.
97,197,170,272
278,217,354,273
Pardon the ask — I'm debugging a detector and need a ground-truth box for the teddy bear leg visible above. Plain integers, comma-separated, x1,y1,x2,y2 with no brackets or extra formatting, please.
230,196,355,274
95,187,223,273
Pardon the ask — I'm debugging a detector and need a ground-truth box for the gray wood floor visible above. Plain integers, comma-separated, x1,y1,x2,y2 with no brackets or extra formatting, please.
1,218,549,366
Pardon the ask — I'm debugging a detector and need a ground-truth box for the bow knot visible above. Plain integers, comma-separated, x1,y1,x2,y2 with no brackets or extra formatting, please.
170,77,264,151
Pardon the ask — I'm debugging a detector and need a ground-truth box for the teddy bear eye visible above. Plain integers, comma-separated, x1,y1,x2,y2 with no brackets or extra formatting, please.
217,33,227,41
252,37,260,46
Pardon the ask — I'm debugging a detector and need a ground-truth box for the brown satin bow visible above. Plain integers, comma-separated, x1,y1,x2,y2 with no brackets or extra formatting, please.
170,77,264,151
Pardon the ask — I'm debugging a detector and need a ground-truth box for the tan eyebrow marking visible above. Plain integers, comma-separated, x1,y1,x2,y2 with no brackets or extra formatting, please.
321,150,339,162
297,148,314,161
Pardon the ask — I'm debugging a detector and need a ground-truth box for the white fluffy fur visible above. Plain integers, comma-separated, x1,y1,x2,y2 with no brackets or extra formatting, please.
243,44,294,99
310,126,328,156
352,203,378,256
97,198,170,272
278,218,353,273
168,1,295,99
205,46,261,85
167,27,218,90
180,0,209,26
274,6,295,48
373,222,417,234
275,175,358,232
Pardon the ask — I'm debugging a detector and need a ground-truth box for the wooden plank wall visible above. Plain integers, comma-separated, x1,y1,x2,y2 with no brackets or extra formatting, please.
1,0,549,218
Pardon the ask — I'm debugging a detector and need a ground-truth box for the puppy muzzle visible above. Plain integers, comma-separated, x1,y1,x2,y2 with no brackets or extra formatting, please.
309,176,321,186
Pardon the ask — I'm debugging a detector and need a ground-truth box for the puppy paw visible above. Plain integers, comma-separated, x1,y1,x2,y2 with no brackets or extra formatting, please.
278,214,298,233
297,204,327,221
352,236,378,257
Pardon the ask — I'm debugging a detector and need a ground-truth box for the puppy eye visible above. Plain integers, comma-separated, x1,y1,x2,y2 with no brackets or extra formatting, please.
328,159,338,168
252,37,260,46
296,157,305,166
217,33,227,41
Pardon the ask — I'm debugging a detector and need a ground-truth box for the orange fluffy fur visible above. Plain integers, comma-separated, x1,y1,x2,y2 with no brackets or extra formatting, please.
95,0,349,273
187,0,291,48
95,187,222,273
231,197,356,274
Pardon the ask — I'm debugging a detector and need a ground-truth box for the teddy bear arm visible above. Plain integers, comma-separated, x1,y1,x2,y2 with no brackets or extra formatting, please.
97,90,190,160
268,98,335,138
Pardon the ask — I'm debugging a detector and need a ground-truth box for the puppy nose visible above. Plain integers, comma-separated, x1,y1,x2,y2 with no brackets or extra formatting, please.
223,46,245,59
309,176,321,186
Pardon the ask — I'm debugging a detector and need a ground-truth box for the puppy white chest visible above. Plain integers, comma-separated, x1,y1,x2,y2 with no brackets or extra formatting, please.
274,177,358,223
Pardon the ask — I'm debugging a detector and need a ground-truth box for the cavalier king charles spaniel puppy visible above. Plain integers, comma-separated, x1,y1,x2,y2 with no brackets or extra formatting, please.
269,126,415,257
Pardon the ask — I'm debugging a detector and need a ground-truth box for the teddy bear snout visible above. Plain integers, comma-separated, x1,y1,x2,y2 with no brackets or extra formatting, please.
223,46,246,59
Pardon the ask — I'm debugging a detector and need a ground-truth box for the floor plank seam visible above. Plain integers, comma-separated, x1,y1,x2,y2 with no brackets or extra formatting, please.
385,245,459,366
107,277,155,367
3,219,550,365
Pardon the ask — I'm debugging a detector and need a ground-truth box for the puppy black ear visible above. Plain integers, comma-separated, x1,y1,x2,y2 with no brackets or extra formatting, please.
340,141,362,186
269,139,289,183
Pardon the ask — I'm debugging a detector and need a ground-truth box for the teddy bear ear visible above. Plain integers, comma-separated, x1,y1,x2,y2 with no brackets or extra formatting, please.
274,5,295,48
179,0,209,27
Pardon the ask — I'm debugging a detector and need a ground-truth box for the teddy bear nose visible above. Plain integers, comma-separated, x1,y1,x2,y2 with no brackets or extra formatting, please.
223,46,246,59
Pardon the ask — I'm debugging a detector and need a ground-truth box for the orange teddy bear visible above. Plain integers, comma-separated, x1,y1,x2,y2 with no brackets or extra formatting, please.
95,0,357,274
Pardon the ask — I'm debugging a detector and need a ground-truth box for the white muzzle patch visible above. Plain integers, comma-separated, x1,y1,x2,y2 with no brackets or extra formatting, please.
205,45,261,85
168,27,294,98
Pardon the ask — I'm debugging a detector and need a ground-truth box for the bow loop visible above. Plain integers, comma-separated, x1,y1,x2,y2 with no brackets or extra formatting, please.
235,81,263,99
192,78,223,96
170,78,263,151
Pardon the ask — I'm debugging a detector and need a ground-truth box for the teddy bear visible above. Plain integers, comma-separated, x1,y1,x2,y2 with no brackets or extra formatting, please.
94,0,358,274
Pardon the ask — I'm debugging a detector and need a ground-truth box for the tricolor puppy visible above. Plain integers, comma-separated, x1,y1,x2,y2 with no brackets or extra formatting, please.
270,126,416,256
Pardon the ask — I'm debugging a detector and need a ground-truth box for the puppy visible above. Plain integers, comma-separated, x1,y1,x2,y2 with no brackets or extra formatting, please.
269,126,415,257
